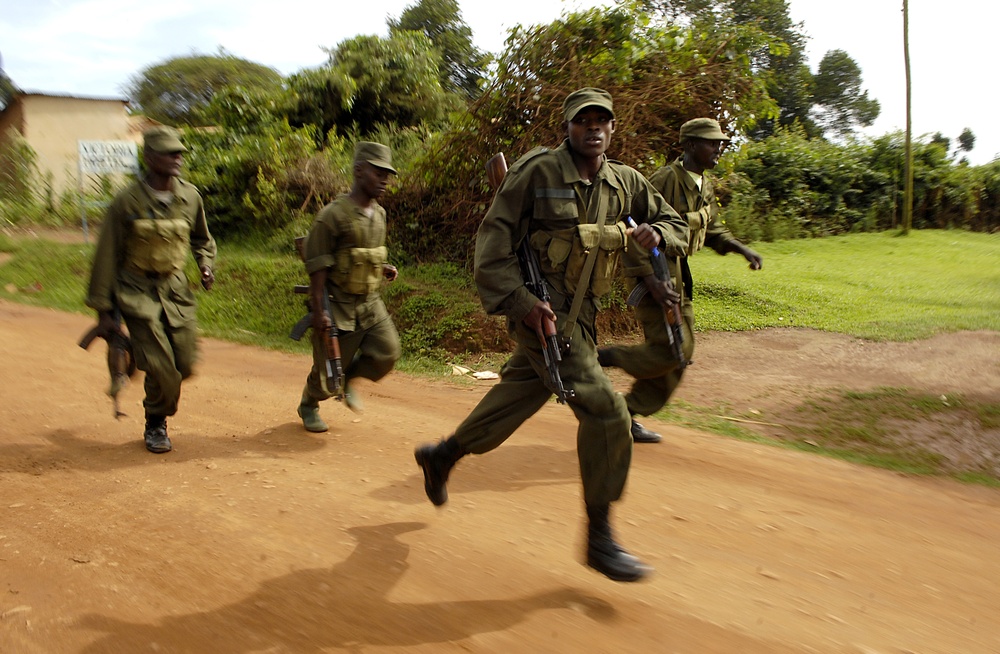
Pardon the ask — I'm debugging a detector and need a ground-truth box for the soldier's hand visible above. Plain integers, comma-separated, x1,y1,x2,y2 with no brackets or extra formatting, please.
628,222,661,251
200,266,215,291
740,246,763,270
522,300,557,338
313,311,332,336
642,274,681,306
383,264,398,281
97,311,124,340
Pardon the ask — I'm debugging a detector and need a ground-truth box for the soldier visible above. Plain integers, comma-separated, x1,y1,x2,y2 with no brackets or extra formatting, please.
413,88,689,582
601,117,763,443
297,142,402,432
85,126,217,454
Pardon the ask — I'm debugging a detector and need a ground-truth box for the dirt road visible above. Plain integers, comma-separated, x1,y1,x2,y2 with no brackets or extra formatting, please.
2,300,999,653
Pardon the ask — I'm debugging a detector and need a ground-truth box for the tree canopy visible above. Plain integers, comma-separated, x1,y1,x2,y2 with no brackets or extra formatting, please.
286,32,454,143
388,0,487,98
125,52,283,126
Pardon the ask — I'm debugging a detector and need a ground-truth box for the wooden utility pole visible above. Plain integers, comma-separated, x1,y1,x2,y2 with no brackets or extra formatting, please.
902,0,913,234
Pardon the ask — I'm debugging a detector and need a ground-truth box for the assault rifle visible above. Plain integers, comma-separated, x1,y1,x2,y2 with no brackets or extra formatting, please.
289,286,345,399
289,234,344,399
78,309,137,419
625,217,687,369
485,152,575,404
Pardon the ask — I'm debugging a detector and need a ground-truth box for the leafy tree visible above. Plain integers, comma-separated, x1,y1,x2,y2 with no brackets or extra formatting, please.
957,127,975,153
0,51,16,112
632,0,878,140
125,51,283,126
287,32,454,141
388,0,486,98
811,49,880,139
386,5,775,262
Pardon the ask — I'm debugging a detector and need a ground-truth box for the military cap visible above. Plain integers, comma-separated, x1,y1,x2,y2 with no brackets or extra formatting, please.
143,126,187,153
679,117,731,143
562,87,615,122
354,141,397,174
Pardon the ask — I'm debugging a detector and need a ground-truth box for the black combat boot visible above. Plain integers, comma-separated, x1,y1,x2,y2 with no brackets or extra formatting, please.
585,504,652,582
414,436,465,506
143,415,172,454
630,417,663,444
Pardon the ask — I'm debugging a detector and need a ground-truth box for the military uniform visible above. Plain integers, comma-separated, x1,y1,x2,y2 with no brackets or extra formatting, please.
454,139,688,507
86,173,216,419
607,125,744,417
300,194,401,406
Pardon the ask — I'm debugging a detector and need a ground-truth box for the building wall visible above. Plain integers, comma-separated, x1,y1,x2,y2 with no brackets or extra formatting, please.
16,94,131,195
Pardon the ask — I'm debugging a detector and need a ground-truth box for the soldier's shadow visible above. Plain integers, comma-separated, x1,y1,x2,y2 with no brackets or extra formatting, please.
76,521,616,653
0,424,326,475
372,443,579,504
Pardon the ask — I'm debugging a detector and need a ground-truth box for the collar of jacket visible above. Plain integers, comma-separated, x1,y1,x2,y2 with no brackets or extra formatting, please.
554,140,622,191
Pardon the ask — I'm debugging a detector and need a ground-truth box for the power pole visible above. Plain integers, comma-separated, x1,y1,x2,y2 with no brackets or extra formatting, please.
902,0,913,234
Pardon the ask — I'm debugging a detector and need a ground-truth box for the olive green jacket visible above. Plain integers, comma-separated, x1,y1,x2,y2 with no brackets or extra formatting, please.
303,194,390,333
648,157,738,256
474,140,688,325
86,178,216,325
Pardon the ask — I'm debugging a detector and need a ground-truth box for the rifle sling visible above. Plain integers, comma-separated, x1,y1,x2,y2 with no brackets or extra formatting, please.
562,175,621,340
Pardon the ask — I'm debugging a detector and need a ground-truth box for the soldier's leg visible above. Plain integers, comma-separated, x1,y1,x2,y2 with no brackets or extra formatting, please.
344,317,402,382
123,312,180,453
298,327,330,432
562,320,651,582
168,318,199,381
125,312,182,418
415,341,552,506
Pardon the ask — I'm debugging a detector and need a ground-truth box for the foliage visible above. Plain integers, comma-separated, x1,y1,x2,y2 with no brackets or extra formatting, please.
810,49,880,139
386,5,775,263
285,32,455,143
0,130,44,225
388,0,487,98
635,0,878,141
2,231,996,363
714,126,1000,238
125,52,283,127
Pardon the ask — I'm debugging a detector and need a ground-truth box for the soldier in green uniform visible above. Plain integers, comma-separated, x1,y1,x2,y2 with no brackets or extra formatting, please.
601,117,763,443
86,126,217,454
297,142,402,433
413,89,689,582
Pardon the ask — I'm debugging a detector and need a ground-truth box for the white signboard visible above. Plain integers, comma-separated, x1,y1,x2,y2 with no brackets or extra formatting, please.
78,140,139,175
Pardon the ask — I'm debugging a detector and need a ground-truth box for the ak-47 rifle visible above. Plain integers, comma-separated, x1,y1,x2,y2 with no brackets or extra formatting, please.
289,240,345,400
78,309,137,419
625,216,687,369
486,152,575,404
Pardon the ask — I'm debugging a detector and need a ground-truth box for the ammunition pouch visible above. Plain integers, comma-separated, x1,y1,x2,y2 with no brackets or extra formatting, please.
332,245,388,295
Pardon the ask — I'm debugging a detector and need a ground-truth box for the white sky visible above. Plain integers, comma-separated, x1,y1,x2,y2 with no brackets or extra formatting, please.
1,0,997,164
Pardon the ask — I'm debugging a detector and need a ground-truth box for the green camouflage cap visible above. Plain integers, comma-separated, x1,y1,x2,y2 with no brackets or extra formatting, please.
354,141,397,174
679,117,731,143
562,87,615,121
143,126,187,153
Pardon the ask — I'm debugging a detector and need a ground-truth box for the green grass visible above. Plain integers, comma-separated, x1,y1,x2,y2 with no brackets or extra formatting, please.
691,230,1000,339
2,227,998,484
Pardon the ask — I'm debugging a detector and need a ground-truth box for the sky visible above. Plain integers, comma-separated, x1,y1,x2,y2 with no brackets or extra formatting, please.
1,0,997,164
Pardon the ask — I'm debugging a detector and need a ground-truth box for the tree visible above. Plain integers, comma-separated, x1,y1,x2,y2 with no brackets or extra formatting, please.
125,52,283,126
633,0,879,140
0,51,16,112
288,32,453,139
957,127,975,154
388,0,486,98
386,5,775,262
810,49,880,139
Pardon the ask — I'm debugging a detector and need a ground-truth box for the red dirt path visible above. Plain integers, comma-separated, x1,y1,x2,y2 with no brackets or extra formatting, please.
2,300,999,653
